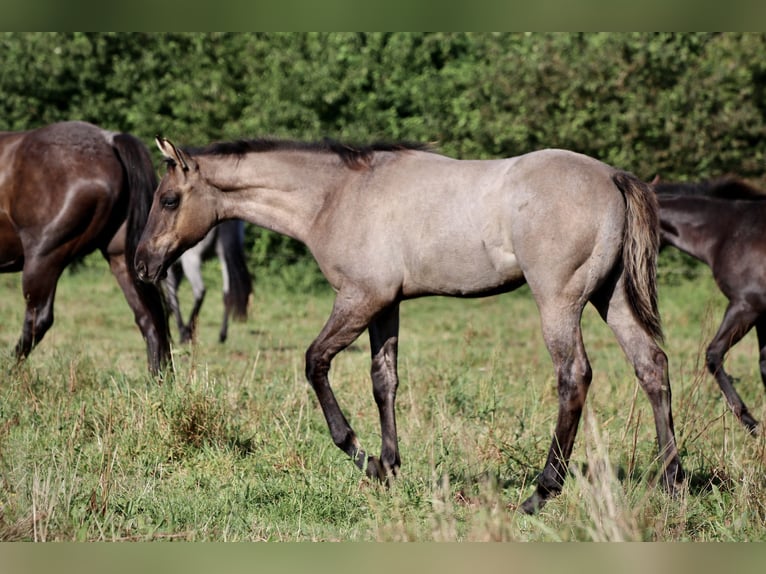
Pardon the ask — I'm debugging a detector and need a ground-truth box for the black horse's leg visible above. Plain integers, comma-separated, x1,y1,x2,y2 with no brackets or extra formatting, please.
706,301,759,433
520,303,592,514
15,259,62,360
368,302,401,481
305,287,386,478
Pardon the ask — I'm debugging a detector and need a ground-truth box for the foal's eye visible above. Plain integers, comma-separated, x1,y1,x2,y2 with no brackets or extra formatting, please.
160,194,180,210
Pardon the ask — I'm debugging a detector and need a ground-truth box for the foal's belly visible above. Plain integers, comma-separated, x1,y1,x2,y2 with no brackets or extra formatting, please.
401,242,525,298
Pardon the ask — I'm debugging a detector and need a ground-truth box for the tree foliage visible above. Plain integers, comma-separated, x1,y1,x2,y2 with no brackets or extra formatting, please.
2,33,764,286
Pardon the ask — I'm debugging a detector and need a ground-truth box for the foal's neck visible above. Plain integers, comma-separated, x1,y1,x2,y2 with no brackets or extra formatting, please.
200,151,345,245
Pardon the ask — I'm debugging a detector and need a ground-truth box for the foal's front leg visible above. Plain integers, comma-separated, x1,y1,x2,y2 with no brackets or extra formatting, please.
305,289,385,477
367,303,402,482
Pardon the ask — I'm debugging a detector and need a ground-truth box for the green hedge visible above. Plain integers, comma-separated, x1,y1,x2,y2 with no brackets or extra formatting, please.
3,33,764,287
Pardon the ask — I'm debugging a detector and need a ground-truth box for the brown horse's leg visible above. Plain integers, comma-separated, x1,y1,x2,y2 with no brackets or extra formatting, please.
368,303,401,480
520,304,592,514
107,252,171,375
595,285,685,494
706,301,759,433
15,260,62,360
305,288,385,478
755,315,766,395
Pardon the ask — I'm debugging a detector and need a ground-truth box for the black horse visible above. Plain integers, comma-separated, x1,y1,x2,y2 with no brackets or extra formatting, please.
654,175,766,433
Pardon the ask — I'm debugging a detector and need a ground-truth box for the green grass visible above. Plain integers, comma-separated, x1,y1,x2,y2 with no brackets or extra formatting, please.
1,256,765,540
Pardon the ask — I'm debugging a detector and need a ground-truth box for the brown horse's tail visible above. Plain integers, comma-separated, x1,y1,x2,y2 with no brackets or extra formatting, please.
218,219,253,321
612,171,664,344
112,133,172,370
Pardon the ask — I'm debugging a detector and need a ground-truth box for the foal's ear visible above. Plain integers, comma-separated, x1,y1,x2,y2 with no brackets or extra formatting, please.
155,136,191,172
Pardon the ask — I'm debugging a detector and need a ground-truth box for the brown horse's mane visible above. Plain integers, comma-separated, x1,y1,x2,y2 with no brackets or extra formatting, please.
654,175,766,200
188,138,433,170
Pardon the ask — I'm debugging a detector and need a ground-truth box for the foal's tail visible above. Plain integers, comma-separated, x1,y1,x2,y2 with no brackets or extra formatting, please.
218,219,253,321
612,171,663,343
112,133,172,369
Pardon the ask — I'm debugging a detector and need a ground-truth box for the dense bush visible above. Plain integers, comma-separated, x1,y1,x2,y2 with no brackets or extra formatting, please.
2,33,764,286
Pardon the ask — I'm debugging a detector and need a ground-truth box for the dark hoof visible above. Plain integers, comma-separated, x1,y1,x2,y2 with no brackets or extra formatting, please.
742,416,759,436
364,455,399,486
659,460,686,499
518,491,548,515
365,455,384,481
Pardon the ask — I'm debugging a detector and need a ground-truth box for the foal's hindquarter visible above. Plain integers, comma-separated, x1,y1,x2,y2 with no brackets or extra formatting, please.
301,150,682,512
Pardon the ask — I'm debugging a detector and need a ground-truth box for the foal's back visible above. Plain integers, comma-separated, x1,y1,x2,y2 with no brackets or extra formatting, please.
318,148,625,301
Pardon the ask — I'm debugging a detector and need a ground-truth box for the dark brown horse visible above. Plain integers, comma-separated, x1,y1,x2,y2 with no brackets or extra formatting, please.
655,175,766,434
135,136,684,513
0,121,170,373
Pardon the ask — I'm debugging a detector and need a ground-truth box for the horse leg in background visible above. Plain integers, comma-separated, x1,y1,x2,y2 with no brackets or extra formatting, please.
594,280,685,492
107,251,171,375
14,257,65,361
163,263,192,343
305,287,388,479
519,300,592,514
367,302,402,481
706,301,760,433
218,304,231,344
216,238,231,343
215,220,252,343
179,250,206,343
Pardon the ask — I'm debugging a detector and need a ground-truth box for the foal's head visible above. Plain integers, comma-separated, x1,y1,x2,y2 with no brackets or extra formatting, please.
135,137,218,283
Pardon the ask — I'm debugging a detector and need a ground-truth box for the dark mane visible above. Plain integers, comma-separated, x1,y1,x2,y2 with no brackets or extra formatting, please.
655,176,766,200
187,138,432,170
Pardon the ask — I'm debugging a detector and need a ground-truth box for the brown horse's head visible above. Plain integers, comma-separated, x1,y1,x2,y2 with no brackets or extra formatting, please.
134,137,219,283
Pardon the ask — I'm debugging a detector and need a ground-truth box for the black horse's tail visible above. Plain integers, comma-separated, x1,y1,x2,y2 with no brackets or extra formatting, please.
112,133,172,372
218,219,253,321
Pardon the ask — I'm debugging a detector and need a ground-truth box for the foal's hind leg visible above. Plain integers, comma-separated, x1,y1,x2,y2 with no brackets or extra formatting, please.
595,285,684,493
706,300,759,433
520,302,592,514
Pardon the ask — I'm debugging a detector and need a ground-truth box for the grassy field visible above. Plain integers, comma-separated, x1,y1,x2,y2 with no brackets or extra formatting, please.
1,255,765,541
